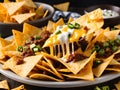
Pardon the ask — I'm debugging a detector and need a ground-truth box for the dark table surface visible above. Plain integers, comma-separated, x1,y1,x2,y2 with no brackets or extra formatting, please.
0,1,120,90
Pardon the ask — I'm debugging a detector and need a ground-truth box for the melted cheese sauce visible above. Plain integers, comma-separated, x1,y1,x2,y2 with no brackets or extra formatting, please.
43,25,86,62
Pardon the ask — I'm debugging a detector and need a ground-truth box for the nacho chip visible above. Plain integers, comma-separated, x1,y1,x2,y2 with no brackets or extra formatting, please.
42,51,96,75
11,85,26,90
46,20,54,33
23,23,42,36
36,64,62,79
30,73,63,82
34,5,44,20
22,0,36,8
114,24,120,29
63,56,94,81
12,13,36,24
93,54,114,77
0,37,11,48
12,30,29,46
53,2,70,11
1,1,25,15
0,80,10,90
114,81,120,90
3,55,42,77
75,8,104,30
44,56,64,79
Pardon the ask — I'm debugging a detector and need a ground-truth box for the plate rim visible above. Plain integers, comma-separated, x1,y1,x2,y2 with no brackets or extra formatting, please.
0,63,120,88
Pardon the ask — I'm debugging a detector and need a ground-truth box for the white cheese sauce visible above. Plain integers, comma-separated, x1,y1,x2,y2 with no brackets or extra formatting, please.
102,9,119,19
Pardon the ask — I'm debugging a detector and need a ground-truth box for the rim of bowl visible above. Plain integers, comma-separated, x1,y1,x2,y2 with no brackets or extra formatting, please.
84,4,120,19
0,2,55,25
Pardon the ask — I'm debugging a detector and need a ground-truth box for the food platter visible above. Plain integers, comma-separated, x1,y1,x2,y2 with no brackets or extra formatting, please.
0,33,120,88
0,63,120,88
0,8,120,88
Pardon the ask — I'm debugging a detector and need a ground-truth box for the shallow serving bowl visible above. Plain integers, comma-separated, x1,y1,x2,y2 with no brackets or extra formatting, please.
0,2,54,38
85,4,120,28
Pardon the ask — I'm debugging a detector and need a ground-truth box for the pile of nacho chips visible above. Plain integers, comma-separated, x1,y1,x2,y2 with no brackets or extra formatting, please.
0,0,48,24
0,8,120,82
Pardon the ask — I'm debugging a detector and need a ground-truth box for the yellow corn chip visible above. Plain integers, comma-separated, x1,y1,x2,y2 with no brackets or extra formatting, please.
23,23,42,36
12,30,29,46
0,80,10,90
3,55,43,77
12,13,36,24
53,2,70,11
1,1,25,15
11,85,26,90
30,73,63,82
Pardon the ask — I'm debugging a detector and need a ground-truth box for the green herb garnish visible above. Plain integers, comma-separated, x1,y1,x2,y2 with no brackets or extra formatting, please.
17,46,23,52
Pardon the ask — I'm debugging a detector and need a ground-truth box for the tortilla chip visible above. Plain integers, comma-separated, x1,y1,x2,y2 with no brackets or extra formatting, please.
53,18,65,30
34,5,44,20
57,68,71,73
68,17,74,23
75,8,104,30
0,37,11,48
12,30,29,46
104,30,120,40
0,80,10,90
42,51,96,75
110,59,120,65
44,56,64,79
22,0,36,8
93,54,114,77
29,73,63,82
114,81,120,90
3,55,42,77
12,13,36,23
63,56,94,81
1,1,25,15
106,67,120,72
2,41,17,52
46,20,54,33
36,64,62,79
11,85,26,90
114,24,120,29
23,23,42,36
53,2,70,11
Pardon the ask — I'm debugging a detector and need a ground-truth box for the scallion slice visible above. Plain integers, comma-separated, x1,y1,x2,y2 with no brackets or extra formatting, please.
17,46,23,52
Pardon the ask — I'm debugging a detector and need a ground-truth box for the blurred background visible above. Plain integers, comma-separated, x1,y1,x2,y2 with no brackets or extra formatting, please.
33,0,120,8
0,0,120,7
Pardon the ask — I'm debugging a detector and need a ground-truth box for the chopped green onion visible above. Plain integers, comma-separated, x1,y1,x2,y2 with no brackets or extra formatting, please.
74,23,80,29
55,30,61,35
67,23,74,29
98,49,105,55
115,38,120,44
17,46,23,52
101,86,110,90
103,42,109,48
93,59,103,68
94,86,101,90
34,36,41,40
33,47,39,52
108,40,114,46
112,46,118,52
33,45,41,52
94,45,100,51
26,39,30,44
